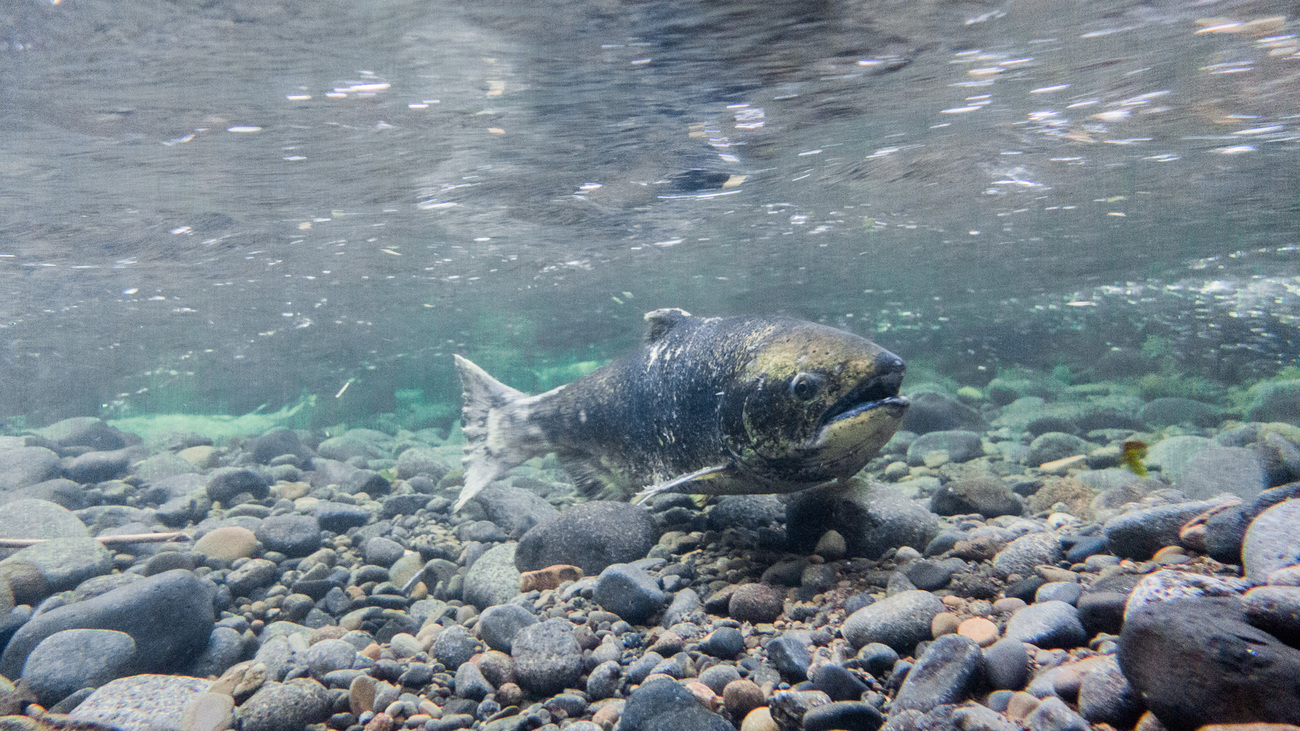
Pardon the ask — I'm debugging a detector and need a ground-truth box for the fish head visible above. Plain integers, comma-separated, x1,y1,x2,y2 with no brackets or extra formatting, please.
721,321,908,486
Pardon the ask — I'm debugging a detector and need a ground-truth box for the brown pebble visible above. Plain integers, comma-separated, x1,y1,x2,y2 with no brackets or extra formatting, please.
591,702,622,730
993,597,1026,614
957,617,999,647
683,681,721,712
648,630,684,656
1005,691,1041,721
360,642,382,660
193,526,258,562
519,564,584,592
495,682,524,708
740,707,779,731
729,583,785,623
724,679,766,720
363,712,394,731
931,611,961,638
350,674,377,715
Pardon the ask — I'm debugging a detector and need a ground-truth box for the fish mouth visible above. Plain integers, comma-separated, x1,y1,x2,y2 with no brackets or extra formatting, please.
821,369,909,427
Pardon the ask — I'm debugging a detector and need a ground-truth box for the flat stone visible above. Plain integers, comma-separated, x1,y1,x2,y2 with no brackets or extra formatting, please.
255,514,321,558
193,526,259,562
463,543,521,610
892,634,983,712
593,563,667,625
0,536,111,597
178,692,234,731
69,674,213,731
514,501,658,574
992,532,1062,579
0,498,89,560
842,590,944,654
1004,601,1087,649
1104,500,1221,561
21,628,138,707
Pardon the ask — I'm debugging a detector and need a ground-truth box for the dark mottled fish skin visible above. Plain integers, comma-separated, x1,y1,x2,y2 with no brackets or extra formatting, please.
453,309,908,508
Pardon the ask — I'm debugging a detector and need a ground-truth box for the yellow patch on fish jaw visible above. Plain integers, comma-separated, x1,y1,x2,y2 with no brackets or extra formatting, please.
812,402,905,477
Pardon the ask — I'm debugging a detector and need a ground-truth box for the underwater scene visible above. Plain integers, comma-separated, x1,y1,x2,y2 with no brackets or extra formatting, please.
1,0,1300,728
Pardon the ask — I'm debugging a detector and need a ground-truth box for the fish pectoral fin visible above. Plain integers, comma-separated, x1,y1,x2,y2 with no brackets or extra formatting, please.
632,463,736,504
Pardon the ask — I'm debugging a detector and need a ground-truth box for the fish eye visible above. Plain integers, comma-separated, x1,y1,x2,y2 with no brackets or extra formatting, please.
790,372,822,401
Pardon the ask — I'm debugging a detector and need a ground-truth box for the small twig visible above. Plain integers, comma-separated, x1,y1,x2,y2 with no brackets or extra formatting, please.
0,532,190,549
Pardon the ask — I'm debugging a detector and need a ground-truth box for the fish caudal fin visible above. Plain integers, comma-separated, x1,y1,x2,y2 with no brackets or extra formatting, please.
452,355,537,512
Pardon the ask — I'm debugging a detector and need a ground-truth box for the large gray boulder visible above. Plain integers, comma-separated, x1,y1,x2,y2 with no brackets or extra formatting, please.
0,568,215,679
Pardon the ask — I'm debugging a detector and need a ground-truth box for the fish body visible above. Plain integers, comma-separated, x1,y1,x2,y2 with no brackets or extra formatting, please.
452,308,908,510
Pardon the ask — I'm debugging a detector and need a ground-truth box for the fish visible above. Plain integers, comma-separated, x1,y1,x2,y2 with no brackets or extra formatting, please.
451,308,909,510
1121,438,1149,476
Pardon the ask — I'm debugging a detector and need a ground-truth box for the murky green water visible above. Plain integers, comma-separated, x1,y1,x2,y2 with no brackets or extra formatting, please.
2,0,1297,428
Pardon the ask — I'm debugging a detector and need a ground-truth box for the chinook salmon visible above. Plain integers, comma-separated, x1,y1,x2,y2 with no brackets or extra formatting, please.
452,308,908,510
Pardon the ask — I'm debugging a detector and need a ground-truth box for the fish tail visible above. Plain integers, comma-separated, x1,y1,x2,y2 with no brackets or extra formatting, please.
452,354,535,511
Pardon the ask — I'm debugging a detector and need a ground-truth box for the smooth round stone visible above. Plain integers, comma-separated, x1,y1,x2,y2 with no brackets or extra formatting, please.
1244,585,1300,646
432,624,479,670
984,638,1030,691
993,532,1062,579
510,618,583,698
238,679,331,731
363,537,406,568
593,563,667,624
0,498,89,558
348,675,376,715
843,590,944,654
767,636,811,681
892,634,983,713
740,707,779,731
254,515,321,558
462,543,521,610
1004,601,1087,649
702,627,745,659
699,665,742,696
1077,657,1142,727
314,502,372,533
856,643,899,677
193,527,258,562
68,675,213,731
729,583,784,623
1,535,112,595
802,701,885,731
305,639,356,680
22,629,138,707
1027,696,1090,731
1035,582,1082,606
1119,570,1300,728
0,449,62,494
958,617,999,647
1103,500,1220,561
810,664,868,703
206,468,270,504
587,660,621,701
477,604,538,654
454,661,492,701
1243,499,1300,582
515,501,658,574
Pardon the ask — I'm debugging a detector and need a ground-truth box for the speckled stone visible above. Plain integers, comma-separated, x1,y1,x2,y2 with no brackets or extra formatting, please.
69,674,213,731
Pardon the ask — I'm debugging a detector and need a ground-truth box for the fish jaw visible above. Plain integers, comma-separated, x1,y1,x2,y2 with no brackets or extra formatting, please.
808,395,909,478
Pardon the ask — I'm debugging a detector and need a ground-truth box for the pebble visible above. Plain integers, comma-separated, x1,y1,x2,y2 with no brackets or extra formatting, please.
21,628,138,707
766,635,811,680
1103,500,1221,561
462,543,522,610
891,634,983,712
702,627,745,659
957,616,999,647
238,679,331,731
724,679,766,720
728,582,785,623
984,637,1031,691
810,664,868,702
510,618,583,697
477,603,539,653
593,563,667,624
619,676,732,731
192,526,259,561
68,674,213,731
842,590,944,653
992,533,1062,579
1004,601,1087,649
254,514,322,558
1077,656,1142,727
514,501,658,574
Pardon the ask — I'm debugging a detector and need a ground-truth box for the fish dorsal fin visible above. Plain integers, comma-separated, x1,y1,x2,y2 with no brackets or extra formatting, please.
643,308,693,343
